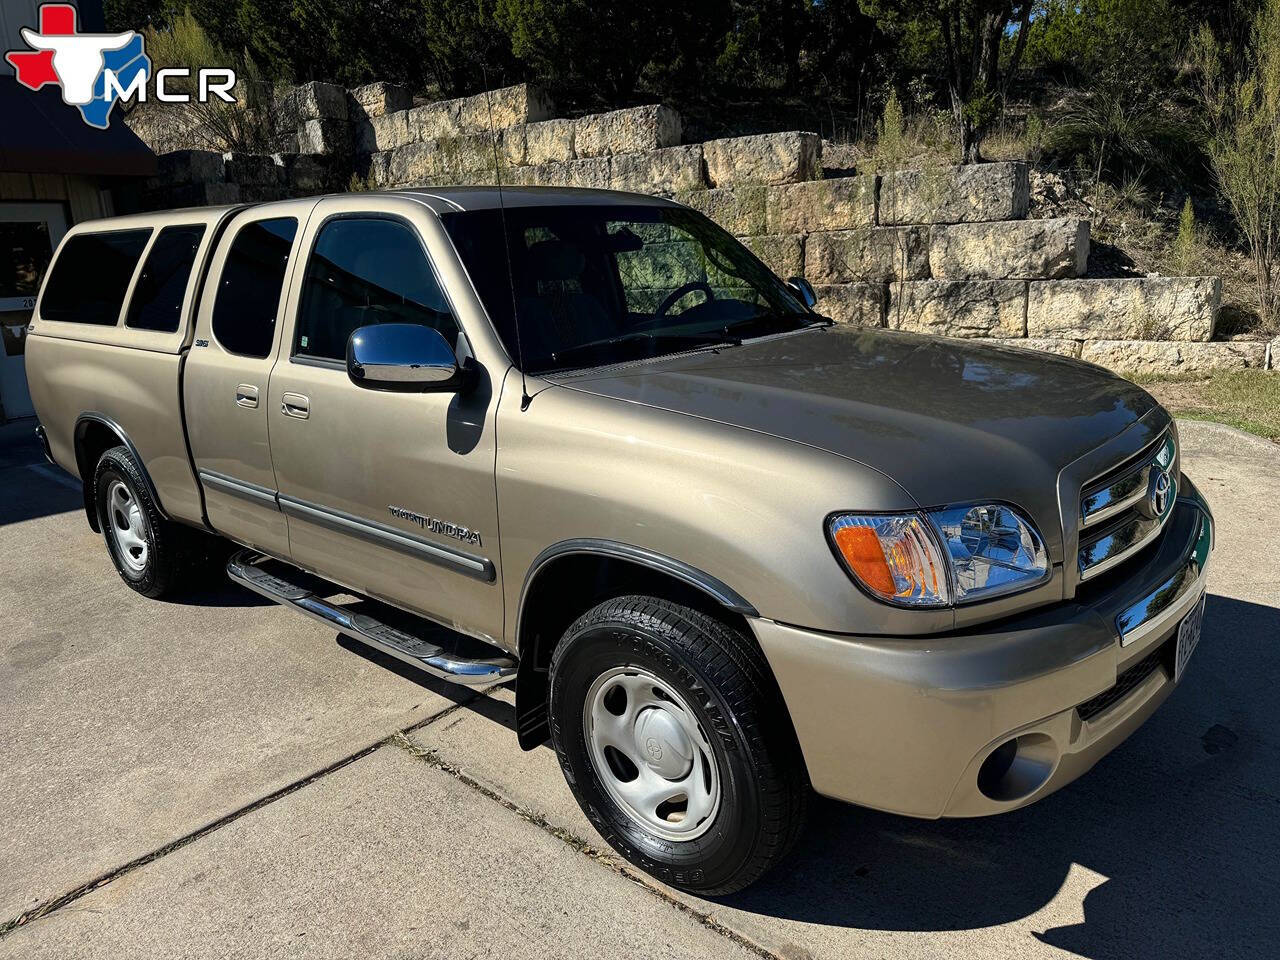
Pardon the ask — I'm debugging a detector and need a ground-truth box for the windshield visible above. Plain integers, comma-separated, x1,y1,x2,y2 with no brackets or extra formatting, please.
441,203,814,373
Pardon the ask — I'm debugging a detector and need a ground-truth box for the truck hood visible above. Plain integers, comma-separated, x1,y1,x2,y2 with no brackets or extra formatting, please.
552,326,1168,558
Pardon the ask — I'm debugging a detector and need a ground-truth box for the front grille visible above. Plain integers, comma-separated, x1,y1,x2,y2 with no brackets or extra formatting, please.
1077,431,1177,581
1077,642,1167,722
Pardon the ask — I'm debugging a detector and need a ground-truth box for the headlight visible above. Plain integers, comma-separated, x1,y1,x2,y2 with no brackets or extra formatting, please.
926,504,1048,601
829,504,1048,607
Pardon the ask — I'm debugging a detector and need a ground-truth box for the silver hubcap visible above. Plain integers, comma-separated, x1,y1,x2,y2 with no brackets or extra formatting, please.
583,666,721,841
107,479,149,573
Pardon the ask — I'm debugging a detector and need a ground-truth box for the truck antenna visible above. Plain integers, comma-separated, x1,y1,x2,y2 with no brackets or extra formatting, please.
482,69,531,411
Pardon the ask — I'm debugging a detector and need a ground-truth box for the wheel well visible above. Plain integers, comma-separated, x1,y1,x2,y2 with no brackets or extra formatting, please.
73,416,169,533
73,419,123,532
513,552,755,750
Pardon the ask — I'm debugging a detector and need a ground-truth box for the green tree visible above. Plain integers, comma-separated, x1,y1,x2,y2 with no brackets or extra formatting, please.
498,1,639,103
1029,0,1200,190
142,8,274,150
497,0,727,105
717,0,810,92
805,0,884,136
1197,0,1280,323
104,0,180,30
1026,0,1184,78
1178,0,1265,54
412,0,520,96
233,0,300,81
862,0,1034,163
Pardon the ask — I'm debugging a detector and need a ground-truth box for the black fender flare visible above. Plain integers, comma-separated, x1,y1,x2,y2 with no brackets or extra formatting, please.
512,538,758,748
517,539,758,635
74,413,169,532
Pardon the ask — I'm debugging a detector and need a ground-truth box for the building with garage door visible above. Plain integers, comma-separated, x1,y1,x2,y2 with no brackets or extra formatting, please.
1,0,155,422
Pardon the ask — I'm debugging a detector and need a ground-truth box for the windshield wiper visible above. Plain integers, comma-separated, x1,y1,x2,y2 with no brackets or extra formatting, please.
548,330,742,368
718,311,826,338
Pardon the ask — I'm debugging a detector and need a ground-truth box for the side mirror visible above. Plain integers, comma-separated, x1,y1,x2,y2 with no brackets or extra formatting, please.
786,276,818,310
346,323,471,393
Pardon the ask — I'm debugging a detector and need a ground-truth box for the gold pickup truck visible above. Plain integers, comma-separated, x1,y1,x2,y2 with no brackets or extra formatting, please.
27,187,1213,894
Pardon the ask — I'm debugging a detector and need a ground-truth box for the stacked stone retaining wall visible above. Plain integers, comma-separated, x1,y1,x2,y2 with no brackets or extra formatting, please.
128,80,1278,375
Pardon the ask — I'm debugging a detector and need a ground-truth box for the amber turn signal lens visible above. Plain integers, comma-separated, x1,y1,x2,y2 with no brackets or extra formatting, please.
828,513,950,607
832,524,896,596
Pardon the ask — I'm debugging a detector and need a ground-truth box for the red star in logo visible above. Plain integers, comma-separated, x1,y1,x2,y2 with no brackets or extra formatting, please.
6,4,78,91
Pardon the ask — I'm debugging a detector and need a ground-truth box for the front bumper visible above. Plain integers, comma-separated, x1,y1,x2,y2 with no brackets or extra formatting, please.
753,476,1214,819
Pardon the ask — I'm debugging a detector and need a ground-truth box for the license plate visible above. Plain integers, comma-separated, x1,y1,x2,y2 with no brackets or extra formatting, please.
1174,592,1207,684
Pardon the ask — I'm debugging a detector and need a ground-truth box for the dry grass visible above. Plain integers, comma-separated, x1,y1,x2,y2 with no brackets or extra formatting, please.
1140,371,1280,441
832,101,1275,341
1026,169,1273,340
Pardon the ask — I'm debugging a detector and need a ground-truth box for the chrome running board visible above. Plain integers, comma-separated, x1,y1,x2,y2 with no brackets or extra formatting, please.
227,549,516,686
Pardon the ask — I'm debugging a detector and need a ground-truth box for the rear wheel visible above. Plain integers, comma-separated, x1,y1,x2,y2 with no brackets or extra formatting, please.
94,446,198,598
549,595,809,895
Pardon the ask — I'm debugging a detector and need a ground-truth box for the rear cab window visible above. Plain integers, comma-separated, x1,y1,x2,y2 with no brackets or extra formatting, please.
211,217,299,358
40,229,152,326
126,225,207,333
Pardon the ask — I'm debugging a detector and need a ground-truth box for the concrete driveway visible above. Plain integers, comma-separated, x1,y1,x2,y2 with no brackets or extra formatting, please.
0,418,1276,959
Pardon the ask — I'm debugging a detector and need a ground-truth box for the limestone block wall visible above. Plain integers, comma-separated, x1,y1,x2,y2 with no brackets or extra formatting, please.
128,80,1275,375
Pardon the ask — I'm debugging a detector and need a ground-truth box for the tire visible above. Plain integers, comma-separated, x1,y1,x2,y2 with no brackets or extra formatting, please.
93,445,196,598
549,595,809,895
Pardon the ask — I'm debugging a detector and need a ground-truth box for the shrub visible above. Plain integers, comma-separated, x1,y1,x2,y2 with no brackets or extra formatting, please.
141,9,274,153
1047,83,1196,189
1170,198,1201,275
1196,0,1280,324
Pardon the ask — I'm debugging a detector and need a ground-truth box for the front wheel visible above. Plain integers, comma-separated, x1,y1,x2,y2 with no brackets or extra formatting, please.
549,595,809,895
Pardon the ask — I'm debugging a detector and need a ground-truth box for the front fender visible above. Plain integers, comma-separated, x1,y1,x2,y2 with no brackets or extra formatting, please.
495,381,928,641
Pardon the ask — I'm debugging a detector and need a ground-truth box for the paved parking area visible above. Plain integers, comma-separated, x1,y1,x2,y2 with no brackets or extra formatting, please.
1,418,1277,959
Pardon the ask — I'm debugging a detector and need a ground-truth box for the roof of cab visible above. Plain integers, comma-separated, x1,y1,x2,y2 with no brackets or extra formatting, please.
69,186,676,234
60,204,243,236
383,185,681,214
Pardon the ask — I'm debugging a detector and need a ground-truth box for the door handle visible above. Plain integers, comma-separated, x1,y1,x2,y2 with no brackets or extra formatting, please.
235,384,259,408
281,392,310,420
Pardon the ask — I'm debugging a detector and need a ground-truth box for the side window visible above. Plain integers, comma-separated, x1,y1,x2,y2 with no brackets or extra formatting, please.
294,218,458,362
211,217,298,358
125,225,207,332
40,229,152,325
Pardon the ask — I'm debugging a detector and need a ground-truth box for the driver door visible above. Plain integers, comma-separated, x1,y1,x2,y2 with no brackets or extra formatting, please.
266,196,504,643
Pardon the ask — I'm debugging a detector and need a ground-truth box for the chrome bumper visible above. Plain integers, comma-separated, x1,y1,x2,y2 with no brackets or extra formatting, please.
753,477,1214,819
1116,498,1213,647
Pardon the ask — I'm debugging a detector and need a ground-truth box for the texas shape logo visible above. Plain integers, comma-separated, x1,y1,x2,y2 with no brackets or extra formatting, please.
5,3,151,129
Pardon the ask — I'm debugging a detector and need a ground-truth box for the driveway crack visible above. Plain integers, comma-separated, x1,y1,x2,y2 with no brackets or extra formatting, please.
392,734,787,960
0,699,475,939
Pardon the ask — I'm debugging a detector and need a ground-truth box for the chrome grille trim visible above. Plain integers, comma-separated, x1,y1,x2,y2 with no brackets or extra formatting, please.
1077,430,1178,581
1078,495,1176,579
1080,432,1177,529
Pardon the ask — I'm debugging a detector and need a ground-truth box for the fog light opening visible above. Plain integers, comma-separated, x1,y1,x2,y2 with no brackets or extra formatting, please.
976,733,1058,803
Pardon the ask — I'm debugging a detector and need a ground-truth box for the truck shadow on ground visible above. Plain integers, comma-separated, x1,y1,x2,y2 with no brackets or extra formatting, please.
163,581,276,608
0,422,82,526
348,593,1279,960
720,593,1280,959
0,478,80,527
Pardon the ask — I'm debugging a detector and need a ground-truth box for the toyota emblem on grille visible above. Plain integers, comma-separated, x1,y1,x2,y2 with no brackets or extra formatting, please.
1146,468,1172,518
